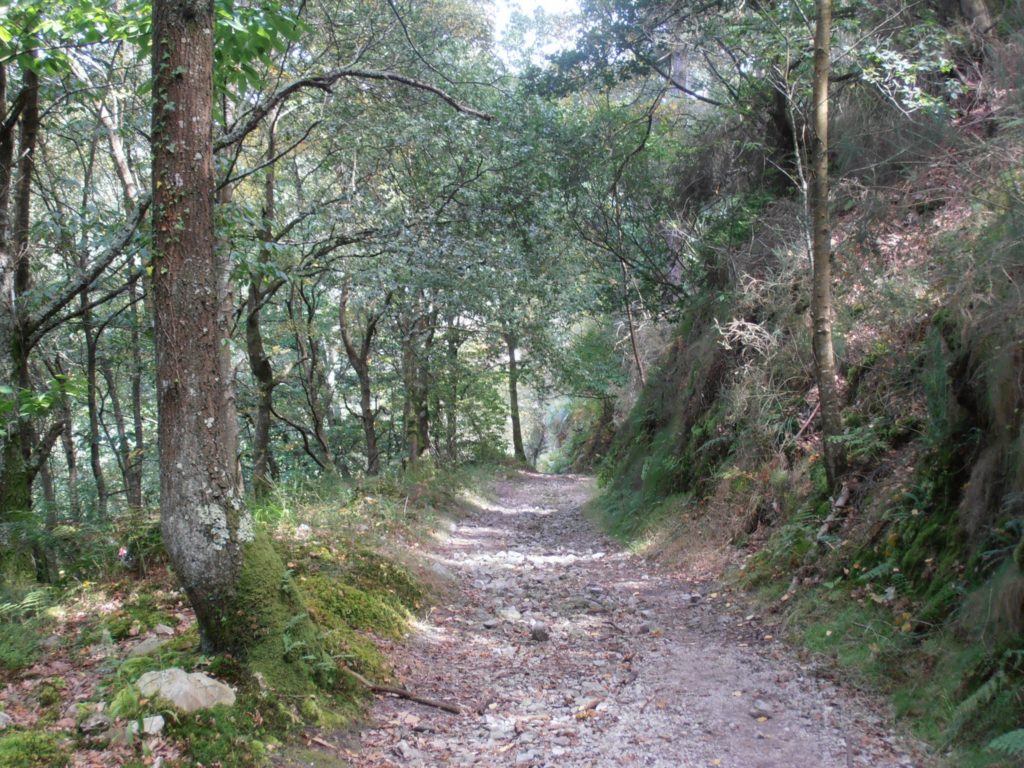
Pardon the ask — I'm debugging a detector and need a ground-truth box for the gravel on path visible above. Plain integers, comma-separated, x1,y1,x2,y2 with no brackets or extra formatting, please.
356,472,930,768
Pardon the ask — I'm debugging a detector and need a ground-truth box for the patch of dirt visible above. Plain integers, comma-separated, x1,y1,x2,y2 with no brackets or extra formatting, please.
350,472,932,768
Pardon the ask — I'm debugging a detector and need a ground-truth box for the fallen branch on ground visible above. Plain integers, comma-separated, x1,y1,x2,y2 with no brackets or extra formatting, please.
340,665,462,715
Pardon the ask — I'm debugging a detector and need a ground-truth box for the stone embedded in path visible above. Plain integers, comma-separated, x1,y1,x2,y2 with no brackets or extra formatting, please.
393,739,421,761
0,711,14,730
497,605,522,622
357,473,922,768
136,668,236,712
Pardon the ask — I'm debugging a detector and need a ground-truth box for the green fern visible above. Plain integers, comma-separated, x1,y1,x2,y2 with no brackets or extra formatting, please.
0,588,55,621
947,669,1009,743
857,560,894,583
988,728,1024,757
948,647,1024,747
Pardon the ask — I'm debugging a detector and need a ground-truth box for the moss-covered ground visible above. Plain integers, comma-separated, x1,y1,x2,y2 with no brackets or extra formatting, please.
0,462,485,767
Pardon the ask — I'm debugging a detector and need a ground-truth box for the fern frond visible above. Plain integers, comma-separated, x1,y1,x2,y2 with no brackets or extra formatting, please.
988,728,1024,757
948,669,1008,741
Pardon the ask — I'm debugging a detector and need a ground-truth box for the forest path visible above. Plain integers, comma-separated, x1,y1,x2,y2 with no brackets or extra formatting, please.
354,472,928,768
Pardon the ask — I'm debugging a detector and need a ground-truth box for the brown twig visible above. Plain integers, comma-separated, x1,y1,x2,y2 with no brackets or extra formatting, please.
341,666,462,715
794,402,821,441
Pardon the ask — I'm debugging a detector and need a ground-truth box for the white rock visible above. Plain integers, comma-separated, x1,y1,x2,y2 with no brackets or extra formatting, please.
153,624,176,636
128,715,166,736
0,711,13,729
136,668,236,712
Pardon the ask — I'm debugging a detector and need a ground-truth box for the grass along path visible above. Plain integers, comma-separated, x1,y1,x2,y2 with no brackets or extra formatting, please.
354,471,930,767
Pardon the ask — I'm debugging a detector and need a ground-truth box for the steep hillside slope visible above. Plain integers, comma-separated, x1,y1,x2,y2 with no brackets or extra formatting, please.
595,78,1024,765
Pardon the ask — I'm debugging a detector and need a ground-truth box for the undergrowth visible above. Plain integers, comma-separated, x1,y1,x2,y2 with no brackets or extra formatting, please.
590,110,1024,763
0,461,489,767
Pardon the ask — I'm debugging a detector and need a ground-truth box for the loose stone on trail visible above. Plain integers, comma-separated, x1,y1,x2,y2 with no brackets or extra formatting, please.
356,473,927,767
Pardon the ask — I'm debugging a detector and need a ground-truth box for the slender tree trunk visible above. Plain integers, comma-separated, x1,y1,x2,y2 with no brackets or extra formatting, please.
151,0,316,661
402,328,420,463
246,126,278,497
415,317,434,458
101,360,142,510
338,282,385,476
83,307,108,517
128,273,146,509
504,331,527,464
619,258,647,388
59,401,82,521
810,0,846,491
247,278,275,496
444,317,461,461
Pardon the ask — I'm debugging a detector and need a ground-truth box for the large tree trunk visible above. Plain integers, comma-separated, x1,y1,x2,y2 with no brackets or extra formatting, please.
810,0,847,491
151,0,317,664
960,0,993,35
504,331,527,464
0,63,39,571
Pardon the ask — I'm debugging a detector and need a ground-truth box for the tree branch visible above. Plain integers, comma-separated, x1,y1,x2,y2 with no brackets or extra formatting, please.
28,195,150,348
215,67,492,153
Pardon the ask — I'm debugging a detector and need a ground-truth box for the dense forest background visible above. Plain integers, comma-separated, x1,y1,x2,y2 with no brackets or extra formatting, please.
0,0,1022,763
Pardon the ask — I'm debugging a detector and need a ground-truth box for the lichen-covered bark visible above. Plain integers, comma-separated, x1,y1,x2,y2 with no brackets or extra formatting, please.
0,62,38,574
150,0,315,659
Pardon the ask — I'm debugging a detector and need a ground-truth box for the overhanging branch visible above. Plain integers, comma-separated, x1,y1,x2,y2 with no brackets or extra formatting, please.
216,67,493,152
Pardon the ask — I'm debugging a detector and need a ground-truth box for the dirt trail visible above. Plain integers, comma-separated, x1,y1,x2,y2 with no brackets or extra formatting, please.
357,472,929,768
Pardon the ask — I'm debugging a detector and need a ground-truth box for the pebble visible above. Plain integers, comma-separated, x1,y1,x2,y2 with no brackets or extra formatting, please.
392,739,421,760
749,699,773,719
